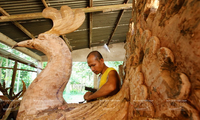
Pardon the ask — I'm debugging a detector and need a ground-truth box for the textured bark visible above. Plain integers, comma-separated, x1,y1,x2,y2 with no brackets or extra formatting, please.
15,0,200,119
125,0,200,119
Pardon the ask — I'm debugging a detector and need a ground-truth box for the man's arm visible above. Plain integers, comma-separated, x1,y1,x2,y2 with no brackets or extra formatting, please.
84,70,120,101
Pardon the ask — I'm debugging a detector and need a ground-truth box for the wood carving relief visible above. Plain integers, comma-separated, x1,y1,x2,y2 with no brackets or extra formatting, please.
13,0,200,119
125,0,200,119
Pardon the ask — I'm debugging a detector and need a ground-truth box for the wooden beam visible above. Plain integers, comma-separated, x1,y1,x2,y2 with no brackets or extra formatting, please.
106,11,124,45
12,22,35,38
9,61,17,97
107,0,130,45
0,33,42,61
0,7,35,39
89,0,93,48
41,0,48,8
62,35,72,52
0,12,43,22
0,47,42,69
0,67,37,72
0,3,132,22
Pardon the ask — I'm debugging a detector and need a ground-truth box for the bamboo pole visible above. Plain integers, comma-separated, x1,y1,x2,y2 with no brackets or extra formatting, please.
9,61,17,97
0,3,132,22
0,7,35,39
0,67,37,72
0,58,2,82
0,47,42,69
62,35,72,52
41,0,48,8
89,0,93,48
0,33,42,61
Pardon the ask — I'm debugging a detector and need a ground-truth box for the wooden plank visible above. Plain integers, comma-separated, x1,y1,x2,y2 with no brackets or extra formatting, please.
0,7,35,39
12,22,35,38
41,0,48,8
62,35,72,52
0,67,37,72
0,33,42,61
89,0,93,48
0,47,41,69
106,10,125,45
9,61,17,97
0,3,132,22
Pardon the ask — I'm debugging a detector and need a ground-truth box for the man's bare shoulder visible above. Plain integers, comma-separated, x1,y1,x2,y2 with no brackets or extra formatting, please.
109,69,117,74
108,70,119,78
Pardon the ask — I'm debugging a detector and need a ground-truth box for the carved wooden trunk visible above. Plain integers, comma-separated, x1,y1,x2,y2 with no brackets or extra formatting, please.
125,0,200,119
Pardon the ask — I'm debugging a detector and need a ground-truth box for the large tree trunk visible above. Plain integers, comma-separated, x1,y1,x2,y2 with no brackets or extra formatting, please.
16,0,200,119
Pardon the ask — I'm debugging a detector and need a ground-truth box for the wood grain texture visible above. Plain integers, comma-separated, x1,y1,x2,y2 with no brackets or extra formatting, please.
15,0,200,119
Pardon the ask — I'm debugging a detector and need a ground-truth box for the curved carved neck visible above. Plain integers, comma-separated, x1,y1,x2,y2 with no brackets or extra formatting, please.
18,34,72,115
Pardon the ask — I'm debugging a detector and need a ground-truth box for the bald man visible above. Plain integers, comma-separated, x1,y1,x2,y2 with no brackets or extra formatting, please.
84,51,121,101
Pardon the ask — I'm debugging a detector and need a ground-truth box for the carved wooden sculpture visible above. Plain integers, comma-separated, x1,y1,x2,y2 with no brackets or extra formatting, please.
125,0,200,119
14,6,85,119
14,0,200,119
15,5,129,120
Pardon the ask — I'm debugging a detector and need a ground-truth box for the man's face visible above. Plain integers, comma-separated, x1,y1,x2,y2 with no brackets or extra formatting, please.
87,55,104,75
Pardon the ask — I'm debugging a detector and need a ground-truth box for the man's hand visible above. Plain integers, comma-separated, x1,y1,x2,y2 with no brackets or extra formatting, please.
84,92,93,101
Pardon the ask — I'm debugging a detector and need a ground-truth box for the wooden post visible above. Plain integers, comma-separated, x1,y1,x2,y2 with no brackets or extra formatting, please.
62,35,72,52
9,61,18,97
0,57,2,82
89,0,93,48
16,63,21,93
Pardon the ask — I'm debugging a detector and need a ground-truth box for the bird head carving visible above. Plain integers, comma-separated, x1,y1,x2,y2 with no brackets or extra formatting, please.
12,5,85,53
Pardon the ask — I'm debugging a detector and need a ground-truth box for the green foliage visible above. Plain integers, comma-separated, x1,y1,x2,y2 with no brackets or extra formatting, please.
70,80,80,84
69,62,93,86
0,42,124,103
0,42,123,103
0,42,38,94
105,61,123,72
64,61,123,103
42,62,47,69
0,57,37,93
0,42,37,63
70,89,80,94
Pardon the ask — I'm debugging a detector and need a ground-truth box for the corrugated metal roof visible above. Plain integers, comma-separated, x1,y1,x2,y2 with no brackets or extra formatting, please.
0,0,132,58
0,0,44,15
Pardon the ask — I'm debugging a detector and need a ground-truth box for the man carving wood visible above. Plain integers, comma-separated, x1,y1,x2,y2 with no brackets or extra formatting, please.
84,51,121,101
